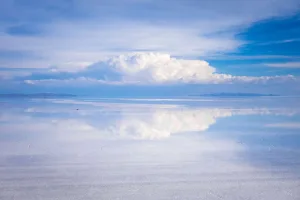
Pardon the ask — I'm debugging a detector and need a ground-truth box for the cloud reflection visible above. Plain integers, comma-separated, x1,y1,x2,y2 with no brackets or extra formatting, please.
1,100,298,140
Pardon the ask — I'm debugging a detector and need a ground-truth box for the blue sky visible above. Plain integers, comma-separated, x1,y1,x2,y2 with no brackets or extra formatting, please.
0,0,300,96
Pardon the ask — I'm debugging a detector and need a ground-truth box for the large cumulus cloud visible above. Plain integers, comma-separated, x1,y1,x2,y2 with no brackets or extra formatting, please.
23,52,295,85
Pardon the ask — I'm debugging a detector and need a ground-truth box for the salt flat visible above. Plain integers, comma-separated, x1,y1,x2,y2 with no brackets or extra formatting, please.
0,97,299,200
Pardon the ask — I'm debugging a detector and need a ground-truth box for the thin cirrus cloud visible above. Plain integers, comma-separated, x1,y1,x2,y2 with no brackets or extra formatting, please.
22,52,296,85
265,123,300,129
265,62,300,68
0,22,242,69
0,0,299,69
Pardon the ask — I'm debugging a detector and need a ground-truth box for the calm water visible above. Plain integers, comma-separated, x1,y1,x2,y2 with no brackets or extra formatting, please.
0,97,300,200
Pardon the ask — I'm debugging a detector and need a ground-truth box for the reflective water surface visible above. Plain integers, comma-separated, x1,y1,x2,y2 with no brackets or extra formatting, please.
0,97,300,200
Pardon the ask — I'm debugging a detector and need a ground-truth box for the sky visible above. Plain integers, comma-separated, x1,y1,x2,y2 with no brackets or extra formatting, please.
0,0,300,96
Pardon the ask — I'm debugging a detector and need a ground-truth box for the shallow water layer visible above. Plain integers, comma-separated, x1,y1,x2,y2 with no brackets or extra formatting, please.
0,97,300,200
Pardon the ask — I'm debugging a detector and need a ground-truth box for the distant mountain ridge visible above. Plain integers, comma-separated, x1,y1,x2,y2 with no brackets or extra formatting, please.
0,93,76,98
189,93,279,97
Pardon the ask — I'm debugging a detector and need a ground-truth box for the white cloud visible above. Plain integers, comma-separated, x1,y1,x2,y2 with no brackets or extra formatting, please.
265,62,300,68
98,52,217,83
23,52,296,85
